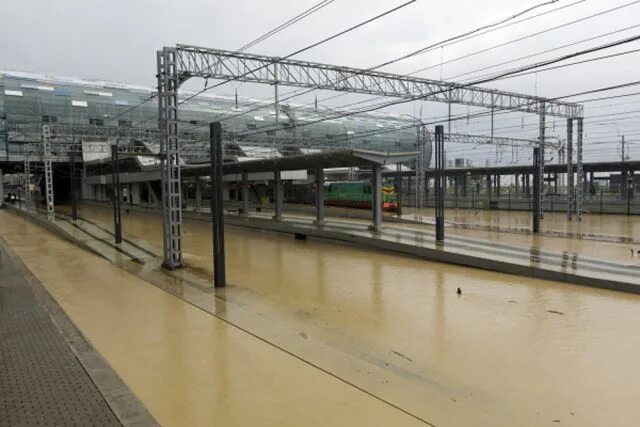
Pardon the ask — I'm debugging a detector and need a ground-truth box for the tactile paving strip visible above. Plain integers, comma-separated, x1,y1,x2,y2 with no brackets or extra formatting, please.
0,250,120,427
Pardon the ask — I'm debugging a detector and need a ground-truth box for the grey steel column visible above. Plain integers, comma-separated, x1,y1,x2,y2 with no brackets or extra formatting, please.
157,47,183,269
435,125,445,241
315,168,325,226
210,122,226,288
0,169,3,208
241,172,249,216
395,163,402,217
42,125,54,217
273,169,282,221
566,119,574,219
576,118,584,220
537,102,545,222
486,175,491,201
23,145,31,207
533,147,541,233
111,144,122,244
194,176,202,212
70,153,78,221
369,164,382,232
627,170,634,216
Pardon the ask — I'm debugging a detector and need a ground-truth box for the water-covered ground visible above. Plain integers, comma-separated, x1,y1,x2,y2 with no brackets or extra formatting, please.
2,204,639,426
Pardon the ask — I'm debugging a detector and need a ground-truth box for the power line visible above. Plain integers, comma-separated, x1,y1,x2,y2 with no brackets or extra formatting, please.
468,46,640,83
407,0,640,77
129,0,415,129
247,81,640,150
119,0,337,126
269,0,587,108
373,0,561,71
235,0,338,52
301,2,640,117
202,0,568,127
233,34,640,139
176,0,417,107
448,23,640,81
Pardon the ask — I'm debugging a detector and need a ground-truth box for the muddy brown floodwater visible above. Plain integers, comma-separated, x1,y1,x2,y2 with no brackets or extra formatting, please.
5,204,640,426
405,207,640,238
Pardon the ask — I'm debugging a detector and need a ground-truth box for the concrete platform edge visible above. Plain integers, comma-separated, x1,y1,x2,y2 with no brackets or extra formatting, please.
0,210,160,427
226,216,640,296
9,202,640,296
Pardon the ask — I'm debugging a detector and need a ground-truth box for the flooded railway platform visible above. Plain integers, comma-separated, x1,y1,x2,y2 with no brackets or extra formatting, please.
1,204,640,426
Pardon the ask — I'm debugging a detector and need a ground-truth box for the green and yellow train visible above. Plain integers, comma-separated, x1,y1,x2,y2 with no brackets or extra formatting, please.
323,181,398,212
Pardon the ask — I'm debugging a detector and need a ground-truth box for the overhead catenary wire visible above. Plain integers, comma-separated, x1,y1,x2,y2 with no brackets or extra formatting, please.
285,0,637,112
128,0,416,129
115,0,338,126
229,34,640,140
463,46,640,83
235,0,586,112
179,80,640,152
447,22,640,81
198,0,569,128
234,0,338,53
176,0,417,108
299,0,640,117
407,0,640,77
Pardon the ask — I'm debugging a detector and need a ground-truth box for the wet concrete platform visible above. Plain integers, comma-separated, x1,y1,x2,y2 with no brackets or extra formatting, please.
0,235,156,426
404,207,640,244
0,209,428,426
4,203,640,426
220,210,640,294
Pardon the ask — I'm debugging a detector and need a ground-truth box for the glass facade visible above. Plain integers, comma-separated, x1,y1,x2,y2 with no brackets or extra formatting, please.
0,70,421,161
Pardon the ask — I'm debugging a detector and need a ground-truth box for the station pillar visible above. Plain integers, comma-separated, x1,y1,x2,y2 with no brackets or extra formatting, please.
315,168,325,226
0,169,4,208
369,164,382,232
194,176,202,212
533,147,541,233
434,125,445,241
273,169,283,221
110,145,122,244
210,122,226,288
241,172,249,216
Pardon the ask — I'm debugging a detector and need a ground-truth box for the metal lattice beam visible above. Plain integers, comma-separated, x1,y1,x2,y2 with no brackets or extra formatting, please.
446,133,558,149
42,125,55,217
576,118,584,220
156,43,585,269
23,145,31,206
566,119,574,220
175,44,583,118
8,124,159,141
415,124,430,210
158,47,183,269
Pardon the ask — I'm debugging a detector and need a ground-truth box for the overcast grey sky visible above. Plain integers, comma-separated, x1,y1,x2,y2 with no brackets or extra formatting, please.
3,0,640,162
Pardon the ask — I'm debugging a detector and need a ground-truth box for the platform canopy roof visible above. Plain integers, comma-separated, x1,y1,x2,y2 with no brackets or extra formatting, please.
183,149,418,176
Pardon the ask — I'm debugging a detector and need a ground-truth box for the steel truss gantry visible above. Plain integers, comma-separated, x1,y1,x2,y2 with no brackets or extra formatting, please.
23,142,152,157
9,123,160,141
158,48,183,269
157,45,585,267
415,124,431,210
23,144,31,206
446,133,557,149
565,117,584,220
174,45,583,118
42,125,55,217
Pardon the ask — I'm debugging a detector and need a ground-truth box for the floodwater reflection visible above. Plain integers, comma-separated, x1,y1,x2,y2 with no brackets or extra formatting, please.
50,204,640,426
